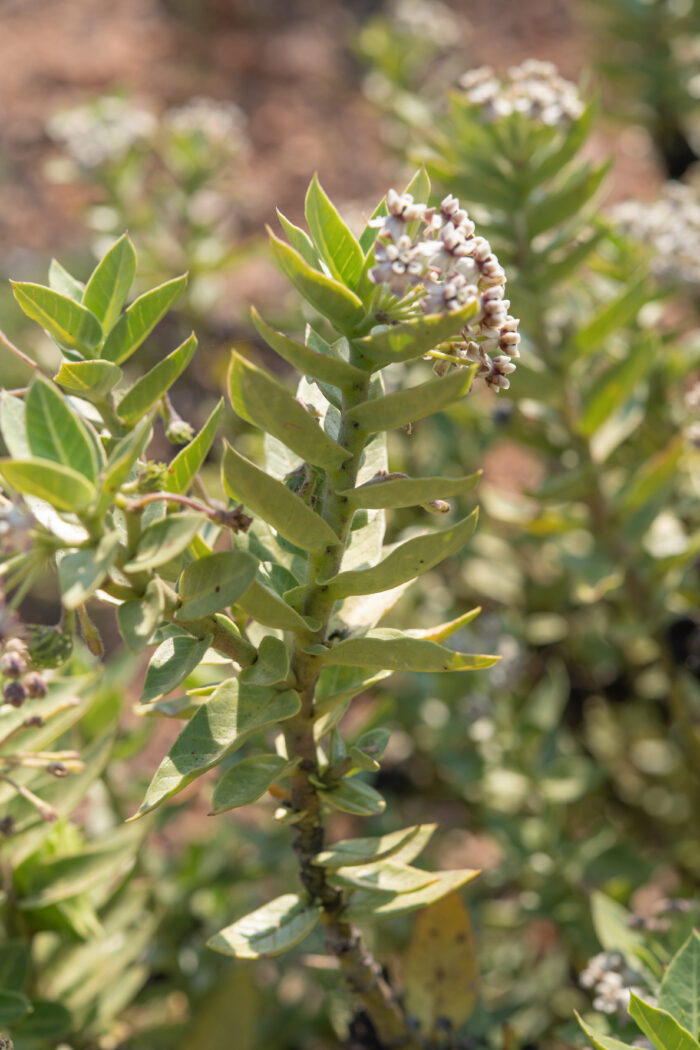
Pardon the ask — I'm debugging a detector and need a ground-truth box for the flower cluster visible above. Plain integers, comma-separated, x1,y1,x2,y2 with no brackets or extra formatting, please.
612,182,700,291
579,951,649,1018
459,59,584,127
369,190,520,390
163,97,248,156
46,96,157,169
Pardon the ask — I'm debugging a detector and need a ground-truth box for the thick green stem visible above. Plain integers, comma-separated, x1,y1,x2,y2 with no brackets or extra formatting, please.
281,369,421,1048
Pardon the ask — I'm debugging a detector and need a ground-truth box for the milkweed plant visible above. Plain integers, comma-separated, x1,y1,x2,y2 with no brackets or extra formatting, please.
0,169,527,1048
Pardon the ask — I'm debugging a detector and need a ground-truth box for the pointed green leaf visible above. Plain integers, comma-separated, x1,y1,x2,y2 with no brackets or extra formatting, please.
324,509,478,598
569,275,653,358
305,174,364,289
117,333,197,423
140,632,213,704
124,513,204,572
97,414,153,510
240,635,290,685
11,999,72,1039
210,754,297,814
591,892,645,958
208,893,321,959
346,368,475,433
222,442,340,553
251,307,367,387
25,375,99,480
48,258,85,301
312,628,498,672
527,160,609,238
659,932,700,1038
356,303,479,367
0,458,96,512
314,824,435,870
579,336,657,435
354,727,390,762
229,352,351,470
341,471,480,509
320,777,386,815
83,233,137,334
345,868,479,922
237,577,315,632
0,990,31,1025
268,228,366,332
100,274,187,364
54,359,123,401
132,680,301,815
332,862,438,893
58,533,121,608
117,578,165,651
11,282,102,354
175,550,258,620
629,994,699,1050
576,1014,639,1050
276,209,321,268
164,398,223,494
408,607,482,642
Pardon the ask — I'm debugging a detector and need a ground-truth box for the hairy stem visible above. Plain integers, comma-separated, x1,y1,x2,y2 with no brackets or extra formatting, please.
282,368,421,1047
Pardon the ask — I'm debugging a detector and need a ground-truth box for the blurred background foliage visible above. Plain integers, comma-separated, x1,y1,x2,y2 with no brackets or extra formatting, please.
1,0,700,1048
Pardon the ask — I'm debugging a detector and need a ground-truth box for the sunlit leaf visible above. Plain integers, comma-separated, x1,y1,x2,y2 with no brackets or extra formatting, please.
210,754,297,814
0,458,96,512
11,282,102,355
100,274,187,364
117,333,197,423
82,233,136,335
208,893,321,959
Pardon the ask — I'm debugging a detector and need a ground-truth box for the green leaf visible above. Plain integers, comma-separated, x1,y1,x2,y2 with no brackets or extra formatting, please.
100,274,187,364
140,632,214,704
11,999,72,1039
341,471,480,509
241,635,290,686
0,458,96,512
314,824,435,870
579,336,657,435
83,233,137,335
0,990,31,1025
345,868,479,922
175,550,258,620
0,391,29,457
355,303,478,367
0,939,29,991
323,509,478,599
229,352,351,471
210,754,297,814
165,398,223,494
659,932,700,1038
354,727,390,762
251,307,367,388
268,228,366,332
49,258,85,301
236,577,315,632
131,680,301,816
569,275,653,357
591,892,645,959
320,777,386,815
25,375,100,480
276,209,321,268
117,333,197,423
58,533,121,609
311,628,498,672
345,369,475,433
11,282,102,354
527,160,609,238
117,578,165,651
222,442,340,553
17,826,142,909
305,174,364,289
95,415,154,515
629,995,699,1050
124,513,205,572
576,1014,638,1050
332,861,437,893
208,893,321,959
54,359,123,401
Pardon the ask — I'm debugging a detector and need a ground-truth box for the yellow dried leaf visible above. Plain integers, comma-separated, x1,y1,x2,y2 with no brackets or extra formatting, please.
403,892,478,1033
